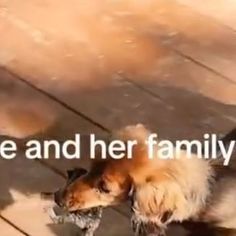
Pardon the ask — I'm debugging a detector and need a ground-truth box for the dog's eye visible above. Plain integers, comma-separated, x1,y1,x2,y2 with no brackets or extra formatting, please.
98,180,110,194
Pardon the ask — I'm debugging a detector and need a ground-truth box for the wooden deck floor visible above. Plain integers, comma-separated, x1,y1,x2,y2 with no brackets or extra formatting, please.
0,0,236,235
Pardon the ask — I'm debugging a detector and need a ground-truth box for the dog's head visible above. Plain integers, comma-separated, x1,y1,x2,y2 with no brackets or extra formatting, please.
55,124,151,212
55,161,133,211
54,167,88,209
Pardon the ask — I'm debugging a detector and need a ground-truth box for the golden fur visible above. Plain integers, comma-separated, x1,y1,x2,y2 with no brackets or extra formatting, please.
57,124,236,233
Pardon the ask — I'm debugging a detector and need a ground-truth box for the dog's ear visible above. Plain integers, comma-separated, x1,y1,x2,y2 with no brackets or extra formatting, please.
66,168,87,181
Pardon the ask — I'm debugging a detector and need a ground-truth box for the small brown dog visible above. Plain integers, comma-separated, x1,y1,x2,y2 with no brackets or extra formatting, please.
55,125,236,235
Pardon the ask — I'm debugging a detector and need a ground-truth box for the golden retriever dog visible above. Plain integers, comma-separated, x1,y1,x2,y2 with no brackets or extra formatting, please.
55,125,236,235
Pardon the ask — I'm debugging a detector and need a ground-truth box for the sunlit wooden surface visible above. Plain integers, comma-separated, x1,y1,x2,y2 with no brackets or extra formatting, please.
0,0,236,235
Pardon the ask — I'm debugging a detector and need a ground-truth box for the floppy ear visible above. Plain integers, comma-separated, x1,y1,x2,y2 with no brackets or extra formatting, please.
66,168,87,181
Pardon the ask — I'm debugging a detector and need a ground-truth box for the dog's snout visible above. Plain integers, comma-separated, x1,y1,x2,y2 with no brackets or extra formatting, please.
54,190,65,207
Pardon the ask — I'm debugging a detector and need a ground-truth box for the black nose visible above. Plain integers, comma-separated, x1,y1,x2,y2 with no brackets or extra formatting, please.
54,190,64,207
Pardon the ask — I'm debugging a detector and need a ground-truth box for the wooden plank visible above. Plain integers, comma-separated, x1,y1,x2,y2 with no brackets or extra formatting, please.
1,0,236,85
0,0,235,114
0,69,103,139
52,74,236,140
2,61,234,144
125,51,236,125
176,0,236,30
0,218,26,236
138,0,236,83
6,56,235,140
1,40,236,138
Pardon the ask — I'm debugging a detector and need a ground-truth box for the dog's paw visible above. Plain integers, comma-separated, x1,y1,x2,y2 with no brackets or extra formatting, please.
131,215,166,236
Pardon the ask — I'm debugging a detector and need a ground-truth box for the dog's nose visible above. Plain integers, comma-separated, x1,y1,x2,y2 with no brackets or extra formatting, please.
54,190,64,207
